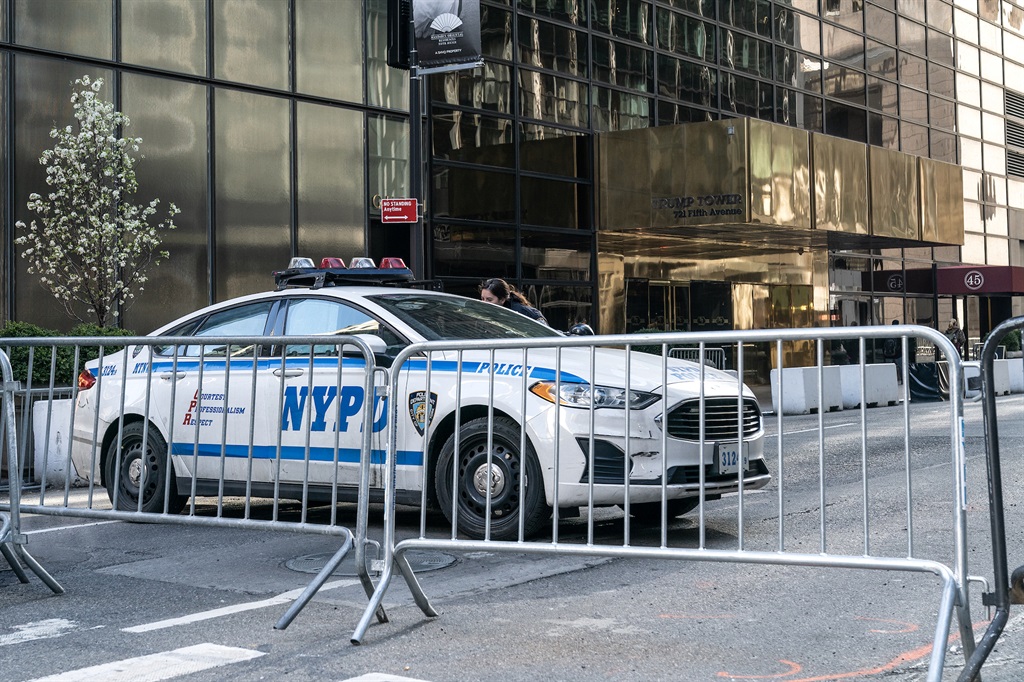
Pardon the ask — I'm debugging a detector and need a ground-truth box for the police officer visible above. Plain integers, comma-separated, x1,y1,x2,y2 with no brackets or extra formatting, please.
479,278,548,325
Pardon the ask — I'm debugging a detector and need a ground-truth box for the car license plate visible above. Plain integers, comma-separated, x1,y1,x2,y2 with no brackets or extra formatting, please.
715,443,749,475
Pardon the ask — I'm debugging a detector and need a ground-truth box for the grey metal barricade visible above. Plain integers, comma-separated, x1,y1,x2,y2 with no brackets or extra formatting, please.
668,345,726,369
0,335,387,629
352,325,975,682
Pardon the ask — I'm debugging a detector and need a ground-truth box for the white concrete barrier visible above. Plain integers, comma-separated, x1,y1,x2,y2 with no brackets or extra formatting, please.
838,363,900,409
770,366,843,415
1007,357,1024,393
32,398,75,486
963,360,1009,399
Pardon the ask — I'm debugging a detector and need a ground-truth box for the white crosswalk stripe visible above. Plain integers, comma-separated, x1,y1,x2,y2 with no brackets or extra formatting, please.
23,643,264,682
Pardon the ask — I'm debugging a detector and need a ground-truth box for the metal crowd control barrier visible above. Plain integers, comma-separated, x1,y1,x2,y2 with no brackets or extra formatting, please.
0,349,63,592
958,315,1024,682
0,335,386,629
668,345,726,369
353,325,977,682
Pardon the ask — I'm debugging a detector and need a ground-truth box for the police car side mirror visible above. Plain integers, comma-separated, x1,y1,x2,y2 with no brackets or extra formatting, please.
342,334,388,356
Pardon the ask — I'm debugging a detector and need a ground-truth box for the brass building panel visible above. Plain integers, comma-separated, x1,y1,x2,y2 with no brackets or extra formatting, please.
920,157,965,245
597,129,654,230
748,119,812,229
813,134,868,234
869,146,919,240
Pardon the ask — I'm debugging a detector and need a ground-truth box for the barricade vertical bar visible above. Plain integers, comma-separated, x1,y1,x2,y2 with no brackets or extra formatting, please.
817,338,826,553
860,341,869,555
775,338,784,553
0,349,63,593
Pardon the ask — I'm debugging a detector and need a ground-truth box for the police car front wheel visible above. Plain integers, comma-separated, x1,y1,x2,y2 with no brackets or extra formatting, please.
434,416,549,541
105,422,186,515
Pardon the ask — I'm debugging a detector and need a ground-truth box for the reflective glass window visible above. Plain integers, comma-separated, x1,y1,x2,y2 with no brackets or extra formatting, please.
480,4,514,60
957,41,979,76
961,137,982,170
432,165,516,222
899,120,928,155
592,0,652,44
182,301,274,357
866,41,897,79
519,16,587,76
865,5,896,44
521,231,591,279
927,28,954,66
431,65,512,113
296,0,362,102
824,0,864,31
898,17,926,55
121,74,209,332
214,89,291,299
776,89,823,131
957,72,980,107
655,8,716,61
592,37,653,90
823,65,865,106
14,0,110,58
868,112,899,148
898,51,927,89
982,81,1003,114
592,85,652,131
432,224,516,279
867,75,898,114
897,0,925,21
1,0,6,42
824,101,867,142
823,24,864,68
13,56,113,330
979,17,1002,51
958,103,981,138
433,110,514,167
785,0,819,12
366,0,409,109
986,236,1009,265
722,73,772,119
122,0,205,75
984,142,1006,175
954,9,978,44
518,69,588,127
519,125,590,178
297,103,365,260
368,114,409,203
930,96,955,131
926,0,953,31
899,86,928,123
928,62,955,98
531,283,594,332
720,0,771,37
657,55,718,107
213,0,288,89
521,176,590,228
657,100,715,124
930,128,956,162
517,0,587,25
980,50,1004,85
720,29,772,79
773,7,820,53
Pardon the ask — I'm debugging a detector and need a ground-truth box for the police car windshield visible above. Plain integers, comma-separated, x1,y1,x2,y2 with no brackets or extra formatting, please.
367,293,559,341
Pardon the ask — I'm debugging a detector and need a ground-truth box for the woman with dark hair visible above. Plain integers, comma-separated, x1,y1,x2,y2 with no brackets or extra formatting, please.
479,278,548,325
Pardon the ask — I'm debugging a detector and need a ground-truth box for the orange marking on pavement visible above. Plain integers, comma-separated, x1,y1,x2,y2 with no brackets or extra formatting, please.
854,616,919,634
716,659,801,678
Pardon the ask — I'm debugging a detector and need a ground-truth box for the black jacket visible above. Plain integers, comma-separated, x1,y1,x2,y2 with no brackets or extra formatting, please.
508,300,548,326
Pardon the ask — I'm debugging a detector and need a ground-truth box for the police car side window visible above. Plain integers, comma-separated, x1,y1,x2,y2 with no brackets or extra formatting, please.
184,301,274,357
282,299,395,357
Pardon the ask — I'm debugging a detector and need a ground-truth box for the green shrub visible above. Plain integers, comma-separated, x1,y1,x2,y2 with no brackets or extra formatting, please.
0,322,135,387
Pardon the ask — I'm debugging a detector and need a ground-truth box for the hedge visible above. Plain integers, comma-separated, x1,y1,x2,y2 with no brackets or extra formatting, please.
0,322,136,387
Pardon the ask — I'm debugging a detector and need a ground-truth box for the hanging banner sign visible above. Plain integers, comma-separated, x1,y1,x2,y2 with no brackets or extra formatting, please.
412,0,483,75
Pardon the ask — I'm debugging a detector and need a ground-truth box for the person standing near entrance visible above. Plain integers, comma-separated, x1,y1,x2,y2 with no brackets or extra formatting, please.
945,318,966,357
480,278,548,325
883,319,903,381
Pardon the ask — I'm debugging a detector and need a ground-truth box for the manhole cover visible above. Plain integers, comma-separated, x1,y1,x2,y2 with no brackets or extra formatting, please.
285,550,457,576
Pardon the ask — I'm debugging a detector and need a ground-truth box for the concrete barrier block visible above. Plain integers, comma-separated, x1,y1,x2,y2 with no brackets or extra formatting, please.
1008,358,1024,393
991,359,1011,396
838,363,900,409
770,366,843,415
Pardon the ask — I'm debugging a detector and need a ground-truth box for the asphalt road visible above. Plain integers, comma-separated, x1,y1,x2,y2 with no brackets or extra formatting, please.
2,394,1024,681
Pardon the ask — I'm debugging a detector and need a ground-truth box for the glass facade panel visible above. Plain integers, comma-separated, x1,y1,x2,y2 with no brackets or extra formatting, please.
929,62,955,98
823,24,864,68
296,0,362,102
898,51,927,89
959,103,982,137
592,85,652,131
720,0,772,36
214,89,291,299
366,0,409,109
825,0,865,31
868,112,899,148
957,40,979,76
297,103,365,260
657,7,717,60
898,17,926,55
432,223,516,279
433,66,513,113
521,176,590,228
866,40,897,80
980,49,1004,84
518,0,587,26
480,4,514,59
823,65,866,106
657,99,715,124
593,37,653,89
774,7,821,53
930,95,955,130
824,100,867,141
865,5,897,44
213,0,288,90
15,0,110,58
592,0,652,44
720,29,772,79
900,86,928,123
519,16,587,76
519,126,590,178
867,75,898,114
433,110,515,167
120,74,209,332
927,0,953,31
368,114,410,205
722,72,771,118
432,165,516,222
518,68,588,127
776,88,823,131
927,28,955,66
13,56,112,329
658,54,718,105
900,119,928,155
533,283,594,330
122,0,205,75
954,9,979,44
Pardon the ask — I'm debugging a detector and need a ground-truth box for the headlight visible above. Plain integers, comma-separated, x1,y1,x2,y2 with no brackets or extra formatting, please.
528,381,659,409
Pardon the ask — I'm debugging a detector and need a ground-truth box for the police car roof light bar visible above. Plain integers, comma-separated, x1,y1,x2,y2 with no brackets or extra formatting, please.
273,255,417,290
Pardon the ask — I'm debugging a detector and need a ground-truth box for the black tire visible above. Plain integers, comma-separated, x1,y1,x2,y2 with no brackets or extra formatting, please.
105,421,185,514
434,416,549,540
625,498,701,523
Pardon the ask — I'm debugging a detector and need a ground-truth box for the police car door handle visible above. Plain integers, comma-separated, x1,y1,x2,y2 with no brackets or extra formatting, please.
160,372,186,381
273,368,304,378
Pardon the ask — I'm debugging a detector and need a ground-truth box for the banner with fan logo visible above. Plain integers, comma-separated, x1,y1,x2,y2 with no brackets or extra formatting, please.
412,0,482,74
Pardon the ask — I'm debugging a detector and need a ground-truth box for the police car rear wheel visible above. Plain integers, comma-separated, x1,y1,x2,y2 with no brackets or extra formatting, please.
105,422,186,515
435,416,548,540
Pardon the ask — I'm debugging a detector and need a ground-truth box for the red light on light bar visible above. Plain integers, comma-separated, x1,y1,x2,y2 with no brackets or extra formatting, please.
380,257,407,269
320,257,345,269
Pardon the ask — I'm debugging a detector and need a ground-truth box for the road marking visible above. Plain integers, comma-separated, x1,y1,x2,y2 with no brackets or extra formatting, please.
773,422,860,436
122,578,361,633
24,520,121,535
0,619,79,647
340,675,431,682
24,643,264,682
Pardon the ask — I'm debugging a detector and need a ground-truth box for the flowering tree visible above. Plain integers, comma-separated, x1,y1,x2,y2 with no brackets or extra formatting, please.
15,75,178,327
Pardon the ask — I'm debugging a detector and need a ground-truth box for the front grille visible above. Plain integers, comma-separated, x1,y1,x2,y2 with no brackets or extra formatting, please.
664,397,761,441
577,438,631,484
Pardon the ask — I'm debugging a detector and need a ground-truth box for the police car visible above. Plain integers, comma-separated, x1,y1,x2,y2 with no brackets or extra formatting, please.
71,257,769,540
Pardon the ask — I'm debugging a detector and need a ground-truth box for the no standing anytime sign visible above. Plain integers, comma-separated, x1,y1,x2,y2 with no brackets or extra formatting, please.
380,198,418,223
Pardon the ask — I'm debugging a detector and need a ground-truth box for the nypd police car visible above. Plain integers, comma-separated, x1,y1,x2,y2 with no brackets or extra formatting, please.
71,257,769,540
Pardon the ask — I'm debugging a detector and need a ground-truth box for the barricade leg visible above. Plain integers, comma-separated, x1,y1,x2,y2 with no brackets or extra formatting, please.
0,513,64,593
275,530,354,630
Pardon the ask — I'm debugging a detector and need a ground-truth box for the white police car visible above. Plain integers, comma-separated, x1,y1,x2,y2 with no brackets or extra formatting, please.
71,257,769,539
